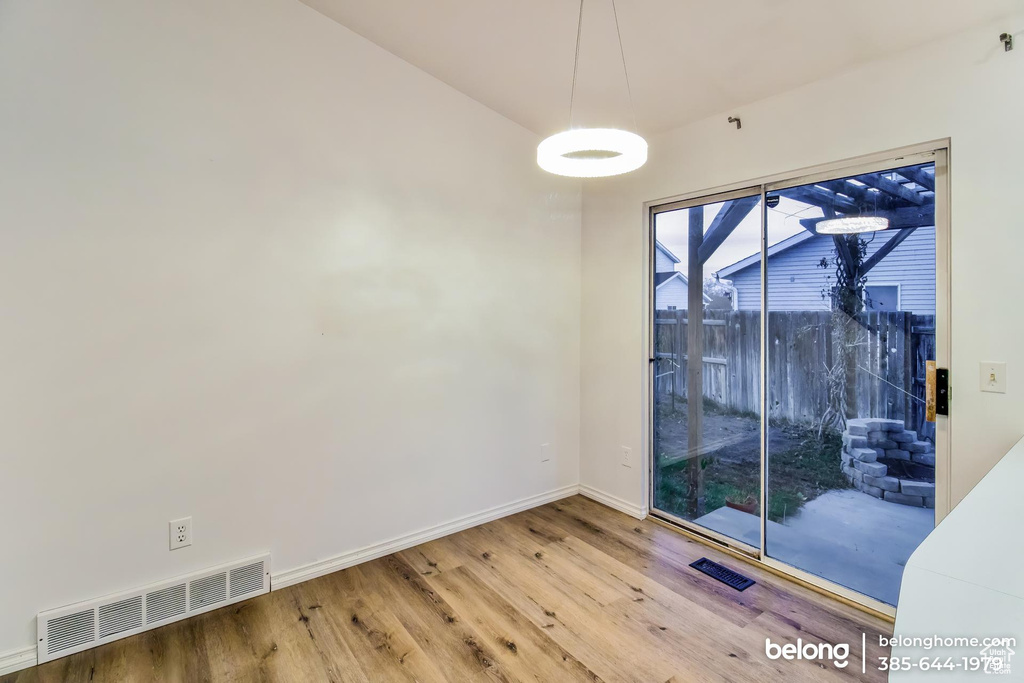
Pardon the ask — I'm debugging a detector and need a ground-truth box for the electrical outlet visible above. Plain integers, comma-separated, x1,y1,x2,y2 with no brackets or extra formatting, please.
621,446,633,468
169,517,192,550
540,443,552,463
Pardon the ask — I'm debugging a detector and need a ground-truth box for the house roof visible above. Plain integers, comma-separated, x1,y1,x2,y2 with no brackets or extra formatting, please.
655,241,680,264
716,231,816,278
655,271,713,303
654,272,677,287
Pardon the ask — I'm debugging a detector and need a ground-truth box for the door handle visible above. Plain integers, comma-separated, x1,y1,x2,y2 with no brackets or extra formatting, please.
936,368,949,416
925,361,949,421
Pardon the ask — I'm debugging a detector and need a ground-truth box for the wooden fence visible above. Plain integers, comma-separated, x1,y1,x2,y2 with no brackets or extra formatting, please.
654,310,936,437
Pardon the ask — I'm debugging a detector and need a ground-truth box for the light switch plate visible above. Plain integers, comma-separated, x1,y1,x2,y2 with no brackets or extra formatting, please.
980,362,1007,393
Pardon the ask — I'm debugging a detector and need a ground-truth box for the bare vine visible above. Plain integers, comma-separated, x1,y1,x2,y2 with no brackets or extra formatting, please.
816,233,876,434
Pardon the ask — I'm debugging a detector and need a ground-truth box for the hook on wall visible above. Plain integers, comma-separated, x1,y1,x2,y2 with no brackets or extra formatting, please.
728,116,742,130
1000,32,1014,51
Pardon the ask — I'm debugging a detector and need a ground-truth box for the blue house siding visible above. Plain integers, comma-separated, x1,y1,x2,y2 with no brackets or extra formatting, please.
726,227,935,315
655,276,690,310
655,246,677,273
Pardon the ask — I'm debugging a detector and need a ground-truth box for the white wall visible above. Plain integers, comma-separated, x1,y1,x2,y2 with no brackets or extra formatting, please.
580,15,1024,514
0,0,581,657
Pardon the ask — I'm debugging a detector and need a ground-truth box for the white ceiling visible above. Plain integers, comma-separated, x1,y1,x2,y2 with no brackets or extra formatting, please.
300,0,1020,136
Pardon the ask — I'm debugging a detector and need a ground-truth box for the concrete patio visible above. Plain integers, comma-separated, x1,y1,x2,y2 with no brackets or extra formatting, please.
696,488,934,605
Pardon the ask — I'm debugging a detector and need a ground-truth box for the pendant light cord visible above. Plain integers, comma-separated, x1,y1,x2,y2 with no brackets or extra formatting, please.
568,0,584,128
567,0,639,133
611,0,639,135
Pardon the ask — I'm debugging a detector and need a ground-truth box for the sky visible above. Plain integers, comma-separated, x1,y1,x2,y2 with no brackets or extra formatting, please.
655,196,825,277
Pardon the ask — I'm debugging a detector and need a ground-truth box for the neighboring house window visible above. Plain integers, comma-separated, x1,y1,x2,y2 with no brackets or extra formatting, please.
864,284,900,311
667,305,677,311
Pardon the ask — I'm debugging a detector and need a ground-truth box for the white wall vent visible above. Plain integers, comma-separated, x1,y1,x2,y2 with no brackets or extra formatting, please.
45,609,95,656
230,561,264,598
97,595,143,639
188,573,227,611
145,583,186,624
37,553,269,664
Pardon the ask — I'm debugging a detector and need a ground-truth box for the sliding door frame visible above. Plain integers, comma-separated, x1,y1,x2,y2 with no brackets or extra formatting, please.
648,185,765,558
644,140,951,619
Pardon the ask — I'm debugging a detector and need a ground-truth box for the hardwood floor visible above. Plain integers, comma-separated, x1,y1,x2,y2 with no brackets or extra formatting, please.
3,496,892,682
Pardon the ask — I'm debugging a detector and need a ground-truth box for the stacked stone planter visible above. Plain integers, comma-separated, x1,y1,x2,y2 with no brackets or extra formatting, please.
840,418,935,508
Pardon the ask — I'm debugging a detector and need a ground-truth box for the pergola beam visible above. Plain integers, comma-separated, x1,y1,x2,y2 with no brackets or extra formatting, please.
799,205,934,233
861,228,916,275
903,167,935,192
852,172,924,205
787,186,861,214
817,179,902,212
696,195,759,265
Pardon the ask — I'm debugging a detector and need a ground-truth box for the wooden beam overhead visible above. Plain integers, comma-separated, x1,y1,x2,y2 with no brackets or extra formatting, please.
816,179,902,212
903,167,935,192
799,205,934,233
696,195,759,265
781,164,935,223
861,228,916,275
852,172,925,205
785,186,861,214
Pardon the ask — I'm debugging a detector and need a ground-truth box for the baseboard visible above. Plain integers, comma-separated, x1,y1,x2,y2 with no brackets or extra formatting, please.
0,646,37,677
271,484,580,590
3,482,629,677
35,554,270,666
578,484,648,520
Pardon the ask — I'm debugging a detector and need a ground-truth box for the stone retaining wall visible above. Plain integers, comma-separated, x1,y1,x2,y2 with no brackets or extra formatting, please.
840,418,935,508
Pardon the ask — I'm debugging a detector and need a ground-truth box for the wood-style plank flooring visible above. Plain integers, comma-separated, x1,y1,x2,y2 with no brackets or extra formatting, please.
3,496,892,682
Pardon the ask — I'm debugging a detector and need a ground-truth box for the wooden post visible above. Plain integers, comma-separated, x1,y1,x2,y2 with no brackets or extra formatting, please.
839,234,861,420
687,208,705,517
670,312,676,413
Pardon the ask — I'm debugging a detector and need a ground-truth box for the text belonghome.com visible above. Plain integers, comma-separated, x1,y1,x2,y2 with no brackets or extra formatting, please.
764,634,1017,675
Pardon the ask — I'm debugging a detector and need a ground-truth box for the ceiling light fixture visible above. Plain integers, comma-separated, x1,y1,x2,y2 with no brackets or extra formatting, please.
537,0,647,178
816,216,890,235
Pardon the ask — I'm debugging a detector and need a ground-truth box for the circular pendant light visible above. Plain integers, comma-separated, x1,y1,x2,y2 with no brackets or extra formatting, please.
537,128,647,178
538,0,647,178
816,216,890,234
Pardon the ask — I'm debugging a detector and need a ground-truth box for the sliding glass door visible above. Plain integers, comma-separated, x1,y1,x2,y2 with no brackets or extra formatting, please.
651,188,763,550
762,159,939,606
649,147,947,611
